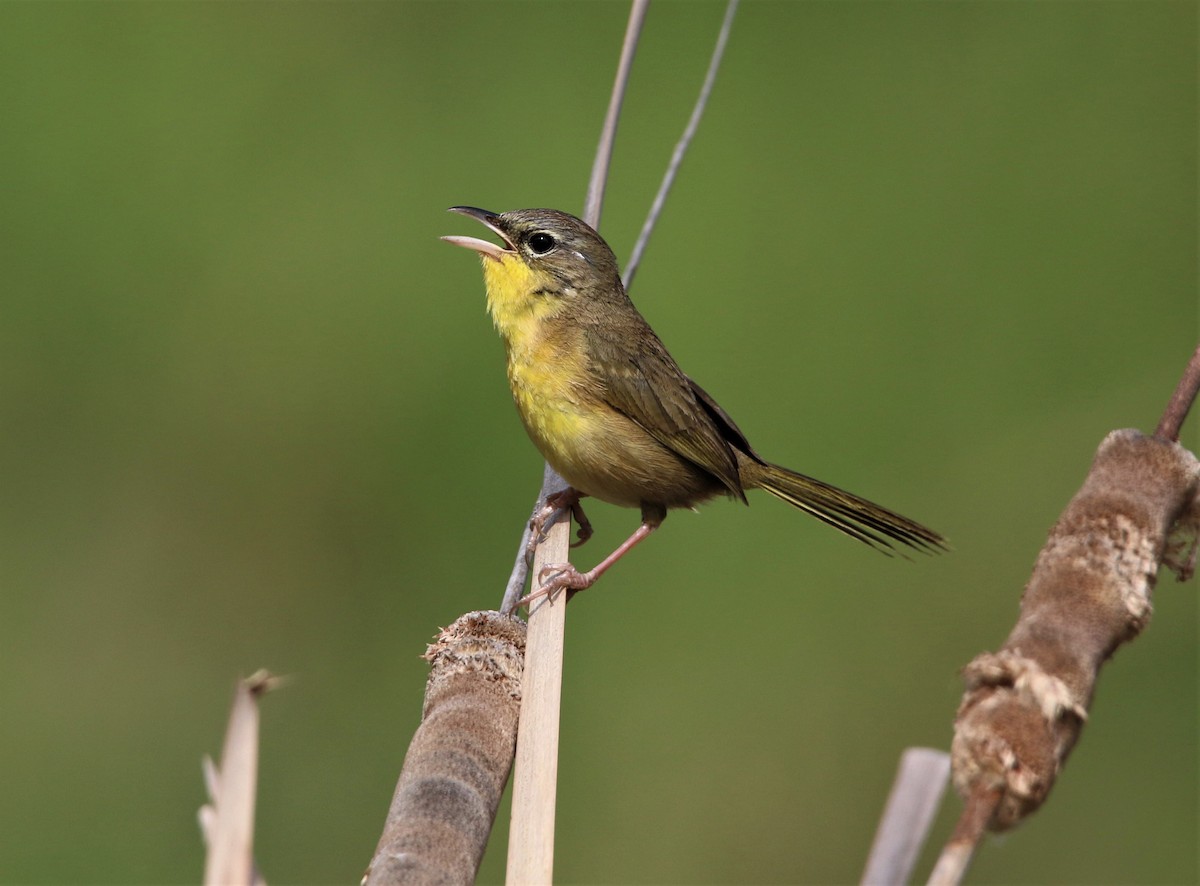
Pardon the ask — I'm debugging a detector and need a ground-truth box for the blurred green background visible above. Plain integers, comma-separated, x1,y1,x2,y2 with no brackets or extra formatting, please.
1,2,1195,883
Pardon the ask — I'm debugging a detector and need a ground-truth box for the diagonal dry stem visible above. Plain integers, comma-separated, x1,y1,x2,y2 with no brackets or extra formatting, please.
1154,342,1200,442
624,0,739,291
862,747,951,886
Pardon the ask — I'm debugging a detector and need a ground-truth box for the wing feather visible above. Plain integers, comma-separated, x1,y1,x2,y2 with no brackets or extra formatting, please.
586,319,747,502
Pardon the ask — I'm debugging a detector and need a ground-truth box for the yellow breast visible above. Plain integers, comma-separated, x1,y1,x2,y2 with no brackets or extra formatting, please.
480,252,691,508
504,319,597,477
481,254,595,469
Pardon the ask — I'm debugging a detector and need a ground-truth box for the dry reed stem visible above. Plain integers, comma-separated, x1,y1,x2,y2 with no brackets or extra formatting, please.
582,0,649,232
624,0,739,290
364,612,525,885
1155,343,1200,442
504,581,568,885
936,426,1200,884
199,670,278,886
861,747,951,886
503,3,747,880
926,788,1001,886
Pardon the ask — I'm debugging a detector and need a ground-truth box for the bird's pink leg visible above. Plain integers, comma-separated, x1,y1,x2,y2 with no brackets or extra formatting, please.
521,505,665,607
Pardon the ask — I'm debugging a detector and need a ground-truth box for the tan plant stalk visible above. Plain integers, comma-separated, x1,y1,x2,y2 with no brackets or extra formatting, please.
199,671,279,886
363,613,526,885
929,345,1200,885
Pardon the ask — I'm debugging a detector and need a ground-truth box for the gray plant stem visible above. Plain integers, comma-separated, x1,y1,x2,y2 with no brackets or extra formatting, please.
624,0,739,291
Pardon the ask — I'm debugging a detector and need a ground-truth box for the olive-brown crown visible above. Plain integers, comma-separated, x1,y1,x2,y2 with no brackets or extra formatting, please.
493,209,624,299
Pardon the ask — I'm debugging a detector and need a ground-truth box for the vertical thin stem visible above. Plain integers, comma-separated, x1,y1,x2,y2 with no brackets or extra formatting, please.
503,591,567,885
500,463,561,616
200,672,277,886
500,0,653,612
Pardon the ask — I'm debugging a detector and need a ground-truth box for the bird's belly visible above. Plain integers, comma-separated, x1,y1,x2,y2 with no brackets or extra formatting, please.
508,360,719,510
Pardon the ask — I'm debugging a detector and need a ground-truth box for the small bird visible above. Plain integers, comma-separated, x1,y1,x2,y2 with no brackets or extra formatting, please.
443,207,944,601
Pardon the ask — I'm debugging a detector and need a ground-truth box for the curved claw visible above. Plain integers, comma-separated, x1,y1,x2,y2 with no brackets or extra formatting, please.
517,562,596,607
525,500,560,566
538,562,592,589
570,520,594,549
526,489,593,564
524,522,543,568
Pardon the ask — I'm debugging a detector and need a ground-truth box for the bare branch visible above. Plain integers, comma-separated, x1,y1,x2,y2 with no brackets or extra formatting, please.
1155,342,1200,443
926,788,1002,886
584,0,651,231
624,0,739,290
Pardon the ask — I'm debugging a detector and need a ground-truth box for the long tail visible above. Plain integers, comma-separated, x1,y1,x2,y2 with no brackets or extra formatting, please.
748,461,946,554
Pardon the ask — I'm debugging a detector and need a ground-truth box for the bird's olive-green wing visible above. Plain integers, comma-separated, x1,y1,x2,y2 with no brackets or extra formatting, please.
585,321,747,502
686,378,766,465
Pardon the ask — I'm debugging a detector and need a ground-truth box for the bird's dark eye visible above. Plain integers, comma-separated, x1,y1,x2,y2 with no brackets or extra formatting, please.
528,232,557,255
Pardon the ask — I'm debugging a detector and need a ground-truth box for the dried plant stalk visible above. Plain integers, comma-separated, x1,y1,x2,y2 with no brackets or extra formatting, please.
364,612,525,885
948,429,1199,839
862,747,950,886
504,587,567,884
926,787,1001,886
200,670,278,886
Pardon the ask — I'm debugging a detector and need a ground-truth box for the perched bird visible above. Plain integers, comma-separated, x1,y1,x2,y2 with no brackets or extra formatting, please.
443,206,944,601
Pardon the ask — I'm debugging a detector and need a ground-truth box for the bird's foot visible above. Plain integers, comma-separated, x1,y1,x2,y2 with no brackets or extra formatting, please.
525,489,592,565
517,562,597,607
569,503,594,549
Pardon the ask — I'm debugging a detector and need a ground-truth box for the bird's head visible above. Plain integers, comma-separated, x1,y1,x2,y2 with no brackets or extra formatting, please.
443,206,624,341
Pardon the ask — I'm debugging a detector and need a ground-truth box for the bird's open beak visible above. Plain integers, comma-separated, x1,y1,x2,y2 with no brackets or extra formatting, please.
442,206,516,261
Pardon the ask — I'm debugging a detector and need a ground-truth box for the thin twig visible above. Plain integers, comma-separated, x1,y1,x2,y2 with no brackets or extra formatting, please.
624,0,739,290
500,519,535,617
1154,342,1200,443
501,464,563,615
927,788,1001,886
584,0,651,232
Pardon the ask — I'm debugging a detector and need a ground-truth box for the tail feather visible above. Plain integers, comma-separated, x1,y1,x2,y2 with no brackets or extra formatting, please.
751,462,946,554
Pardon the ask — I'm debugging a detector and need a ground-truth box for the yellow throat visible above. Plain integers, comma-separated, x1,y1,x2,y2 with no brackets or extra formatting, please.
479,251,565,350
